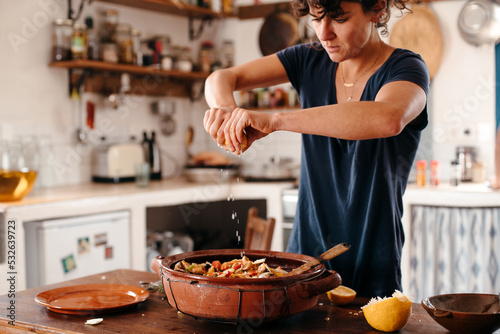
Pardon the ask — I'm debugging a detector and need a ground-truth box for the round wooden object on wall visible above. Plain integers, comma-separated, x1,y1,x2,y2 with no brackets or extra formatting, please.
259,11,300,56
389,4,444,79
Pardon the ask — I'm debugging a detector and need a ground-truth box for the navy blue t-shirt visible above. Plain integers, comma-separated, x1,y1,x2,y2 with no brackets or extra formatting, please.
277,44,430,298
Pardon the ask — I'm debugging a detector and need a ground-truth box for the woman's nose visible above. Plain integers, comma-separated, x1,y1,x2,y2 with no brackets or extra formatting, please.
316,19,335,41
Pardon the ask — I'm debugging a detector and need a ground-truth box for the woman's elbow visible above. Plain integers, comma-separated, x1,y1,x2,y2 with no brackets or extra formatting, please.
382,117,406,137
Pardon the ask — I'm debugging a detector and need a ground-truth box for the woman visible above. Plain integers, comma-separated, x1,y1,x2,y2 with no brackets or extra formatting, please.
203,0,429,297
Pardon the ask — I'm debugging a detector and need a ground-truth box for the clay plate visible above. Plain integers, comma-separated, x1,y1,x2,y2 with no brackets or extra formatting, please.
35,284,149,315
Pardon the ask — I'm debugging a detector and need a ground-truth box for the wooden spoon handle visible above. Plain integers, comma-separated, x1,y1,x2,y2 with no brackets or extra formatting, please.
285,243,350,276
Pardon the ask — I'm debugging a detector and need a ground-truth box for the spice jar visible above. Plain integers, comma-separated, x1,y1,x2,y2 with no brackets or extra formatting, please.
416,160,427,187
430,160,440,186
102,43,118,63
199,41,214,73
101,9,118,43
51,18,73,61
222,0,234,14
115,23,134,64
176,46,193,72
71,23,88,60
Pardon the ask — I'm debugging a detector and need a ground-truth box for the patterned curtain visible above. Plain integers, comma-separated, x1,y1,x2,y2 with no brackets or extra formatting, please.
408,206,500,302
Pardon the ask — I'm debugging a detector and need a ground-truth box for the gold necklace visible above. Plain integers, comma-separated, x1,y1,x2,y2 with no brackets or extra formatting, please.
340,43,384,102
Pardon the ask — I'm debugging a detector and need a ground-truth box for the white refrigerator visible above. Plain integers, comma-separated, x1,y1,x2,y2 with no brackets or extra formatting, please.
24,210,131,288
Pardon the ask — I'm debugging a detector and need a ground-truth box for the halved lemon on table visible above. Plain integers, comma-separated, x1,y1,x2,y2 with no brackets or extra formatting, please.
361,290,412,332
327,285,357,305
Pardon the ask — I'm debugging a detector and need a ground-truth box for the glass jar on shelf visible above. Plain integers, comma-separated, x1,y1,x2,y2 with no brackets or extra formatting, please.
51,18,73,61
102,43,118,63
115,23,134,64
71,23,88,60
101,9,118,43
175,46,193,72
222,0,234,14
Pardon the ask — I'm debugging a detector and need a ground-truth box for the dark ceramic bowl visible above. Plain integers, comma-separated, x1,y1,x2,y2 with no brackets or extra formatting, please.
422,293,500,334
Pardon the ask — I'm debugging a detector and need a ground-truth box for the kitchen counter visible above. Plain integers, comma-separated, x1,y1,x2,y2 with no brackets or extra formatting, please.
0,177,295,292
404,182,500,207
0,269,447,333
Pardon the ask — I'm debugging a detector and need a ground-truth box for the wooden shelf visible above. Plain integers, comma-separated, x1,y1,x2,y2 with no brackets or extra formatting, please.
237,2,292,20
50,60,209,97
96,0,225,19
49,60,209,80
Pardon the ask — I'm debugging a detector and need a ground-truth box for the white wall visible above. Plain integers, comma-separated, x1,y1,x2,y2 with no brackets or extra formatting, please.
0,0,496,188
427,1,496,180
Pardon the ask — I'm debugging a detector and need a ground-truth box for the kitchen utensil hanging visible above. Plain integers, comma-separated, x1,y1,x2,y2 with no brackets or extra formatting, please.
259,4,300,56
457,0,500,46
151,100,176,136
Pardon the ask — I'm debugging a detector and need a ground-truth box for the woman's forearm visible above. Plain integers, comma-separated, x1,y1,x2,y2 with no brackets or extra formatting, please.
273,101,404,140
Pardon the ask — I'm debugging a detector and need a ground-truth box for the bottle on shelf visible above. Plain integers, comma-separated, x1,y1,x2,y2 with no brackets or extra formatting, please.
132,29,142,66
71,23,88,60
85,16,99,60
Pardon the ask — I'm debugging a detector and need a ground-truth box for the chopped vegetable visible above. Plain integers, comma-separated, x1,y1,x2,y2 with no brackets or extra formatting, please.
173,256,289,278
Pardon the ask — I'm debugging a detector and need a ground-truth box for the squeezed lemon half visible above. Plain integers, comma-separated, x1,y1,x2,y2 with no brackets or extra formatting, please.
327,285,357,305
224,134,247,154
361,290,412,332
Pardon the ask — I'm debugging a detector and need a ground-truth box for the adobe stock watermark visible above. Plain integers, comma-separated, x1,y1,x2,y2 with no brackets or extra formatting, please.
433,73,496,144
7,0,67,54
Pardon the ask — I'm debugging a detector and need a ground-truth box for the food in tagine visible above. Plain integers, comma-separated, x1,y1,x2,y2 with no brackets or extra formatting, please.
173,255,289,278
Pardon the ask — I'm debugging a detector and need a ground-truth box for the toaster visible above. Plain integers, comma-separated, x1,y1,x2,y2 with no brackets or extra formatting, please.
92,142,145,183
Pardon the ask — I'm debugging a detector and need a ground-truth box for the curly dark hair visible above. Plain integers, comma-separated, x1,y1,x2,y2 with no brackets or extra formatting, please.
291,0,411,37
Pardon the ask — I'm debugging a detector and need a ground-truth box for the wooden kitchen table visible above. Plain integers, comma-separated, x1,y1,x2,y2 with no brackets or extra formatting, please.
0,269,447,333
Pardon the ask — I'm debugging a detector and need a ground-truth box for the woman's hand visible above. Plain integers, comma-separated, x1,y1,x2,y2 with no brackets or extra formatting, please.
203,107,274,154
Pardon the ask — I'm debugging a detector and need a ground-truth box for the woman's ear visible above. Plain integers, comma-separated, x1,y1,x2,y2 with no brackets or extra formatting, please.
371,0,387,22
374,0,387,11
